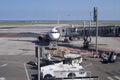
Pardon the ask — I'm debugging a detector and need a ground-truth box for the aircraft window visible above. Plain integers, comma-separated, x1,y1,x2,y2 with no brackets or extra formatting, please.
51,32,58,33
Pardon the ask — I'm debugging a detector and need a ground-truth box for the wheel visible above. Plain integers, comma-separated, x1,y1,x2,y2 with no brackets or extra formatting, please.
69,37,75,41
68,73,76,78
69,37,73,41
64,38,69,42
77,37,80,40
44,74,54,80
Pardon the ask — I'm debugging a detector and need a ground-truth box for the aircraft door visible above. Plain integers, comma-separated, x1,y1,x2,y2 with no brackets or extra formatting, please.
61,27,67,37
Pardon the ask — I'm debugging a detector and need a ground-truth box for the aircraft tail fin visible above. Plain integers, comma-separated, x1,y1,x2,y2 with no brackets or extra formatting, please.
57,16,60,26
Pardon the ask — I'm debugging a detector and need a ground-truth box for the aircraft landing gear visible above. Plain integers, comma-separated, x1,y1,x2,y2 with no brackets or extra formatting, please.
64,37,69,42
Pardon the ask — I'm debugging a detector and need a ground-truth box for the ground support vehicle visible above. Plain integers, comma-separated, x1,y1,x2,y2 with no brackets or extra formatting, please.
101,51,117,63
41,59,87,80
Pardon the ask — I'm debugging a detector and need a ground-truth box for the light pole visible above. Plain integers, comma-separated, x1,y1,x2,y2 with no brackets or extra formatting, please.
89,11,92,42
38,46,41,80
94,7,98,57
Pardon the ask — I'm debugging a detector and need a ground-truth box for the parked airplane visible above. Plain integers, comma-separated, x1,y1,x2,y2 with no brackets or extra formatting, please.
37,17,91,47
38,17,60,42
38,27,60,42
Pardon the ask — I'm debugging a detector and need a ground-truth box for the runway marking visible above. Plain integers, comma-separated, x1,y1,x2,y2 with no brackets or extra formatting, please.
114,76,120,80
107,76,120,80
0,64,8,68
24,62,30,80
107,76,114,80
0,77,6,80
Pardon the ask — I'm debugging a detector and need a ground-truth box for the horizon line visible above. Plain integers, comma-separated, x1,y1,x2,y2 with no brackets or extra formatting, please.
0,20,120,22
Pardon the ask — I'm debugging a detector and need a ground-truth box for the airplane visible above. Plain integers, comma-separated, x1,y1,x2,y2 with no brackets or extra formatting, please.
37,16,61,42
37,17,91,49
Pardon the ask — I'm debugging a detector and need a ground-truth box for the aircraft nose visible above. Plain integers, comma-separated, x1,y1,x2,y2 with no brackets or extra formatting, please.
52,33,60,39
50,33,60,40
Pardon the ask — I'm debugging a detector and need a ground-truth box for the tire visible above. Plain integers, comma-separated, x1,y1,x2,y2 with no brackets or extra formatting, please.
69,37,74,41
77,37,80,40
64,38,69,42
44,74,53,80
68,73,76,78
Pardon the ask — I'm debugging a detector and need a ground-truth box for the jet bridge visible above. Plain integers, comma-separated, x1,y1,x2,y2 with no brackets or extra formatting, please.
60,26,91,48
60,26,83,41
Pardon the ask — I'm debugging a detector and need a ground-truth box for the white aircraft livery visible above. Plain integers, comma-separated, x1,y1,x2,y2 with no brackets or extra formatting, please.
48,27,60,41
38,17,60,42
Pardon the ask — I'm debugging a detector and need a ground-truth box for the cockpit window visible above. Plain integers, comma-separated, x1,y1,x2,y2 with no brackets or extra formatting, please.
51,32,58,33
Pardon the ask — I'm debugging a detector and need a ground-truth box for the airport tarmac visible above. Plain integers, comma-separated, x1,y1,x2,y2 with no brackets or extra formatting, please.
0,24,120,80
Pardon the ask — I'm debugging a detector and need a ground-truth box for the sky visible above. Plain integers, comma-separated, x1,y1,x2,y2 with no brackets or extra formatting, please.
0,0,120,20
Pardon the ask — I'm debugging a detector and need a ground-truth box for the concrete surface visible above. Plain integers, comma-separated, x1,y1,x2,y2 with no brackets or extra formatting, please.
0,24,120,80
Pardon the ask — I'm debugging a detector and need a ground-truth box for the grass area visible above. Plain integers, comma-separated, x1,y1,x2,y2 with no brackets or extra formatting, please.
0,21,120,26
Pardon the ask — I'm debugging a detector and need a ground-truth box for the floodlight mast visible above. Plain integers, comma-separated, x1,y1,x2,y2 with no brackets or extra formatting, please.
94,7,98,57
